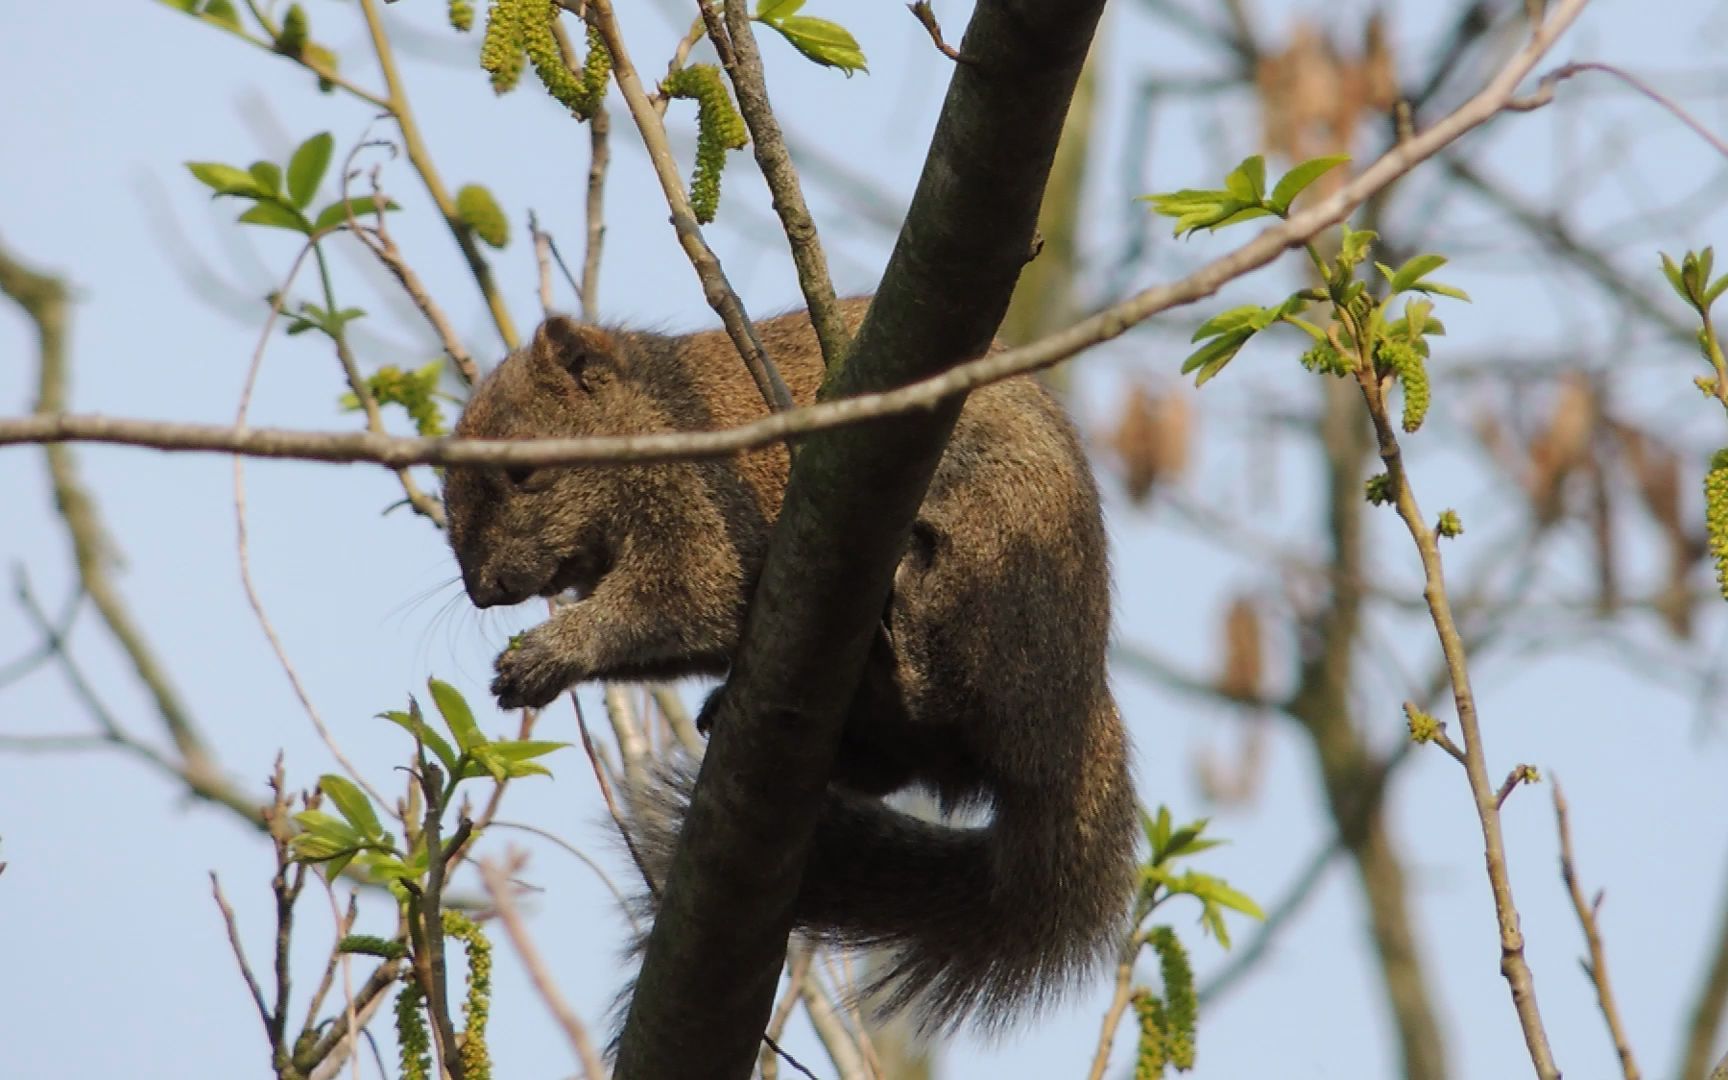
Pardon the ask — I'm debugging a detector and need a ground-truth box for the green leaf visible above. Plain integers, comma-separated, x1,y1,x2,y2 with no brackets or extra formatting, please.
381,705,457,772
1387,253,1448,295
1661,253,1688,300
754,0,805,16
1182,331,1251,387
1285,315,1328,343
1268,154,1350,214
1190,305,1263,343
286,132,334,209
1141,806,1172,857
1223,156,1265,204
248,161,283,195
1408,280,1470,302
428,678,485,753
290,810,362,861
237,200,312,233
186,161,266,198
488,739,570,763
201,0,243,31
311,195,397,233
319,774,384,840
1338,225,1377,269
763,15,867,73
1201,902,1231,948
1706,274,1728,310
467,743,509,783
1194,878,1265,920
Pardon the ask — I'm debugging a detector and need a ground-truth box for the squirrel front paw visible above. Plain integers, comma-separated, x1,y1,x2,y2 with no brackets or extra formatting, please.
492,627,579,710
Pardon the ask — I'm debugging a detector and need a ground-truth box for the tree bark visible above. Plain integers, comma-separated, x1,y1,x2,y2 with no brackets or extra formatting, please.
610,3,1109,1077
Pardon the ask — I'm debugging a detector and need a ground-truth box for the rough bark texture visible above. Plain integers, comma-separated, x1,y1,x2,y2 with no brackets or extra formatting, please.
610,3,1110,1077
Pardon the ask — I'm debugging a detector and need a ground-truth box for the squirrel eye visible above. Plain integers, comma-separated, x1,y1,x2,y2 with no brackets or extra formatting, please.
504,465,535,488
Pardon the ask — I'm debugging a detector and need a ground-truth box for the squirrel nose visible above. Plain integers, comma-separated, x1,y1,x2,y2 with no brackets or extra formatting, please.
465,570,519,608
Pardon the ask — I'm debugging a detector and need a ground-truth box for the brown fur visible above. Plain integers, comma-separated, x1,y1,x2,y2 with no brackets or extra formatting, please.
444,299,1139,1034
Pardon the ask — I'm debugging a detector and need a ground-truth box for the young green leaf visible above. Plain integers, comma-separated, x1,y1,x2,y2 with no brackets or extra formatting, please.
381,706,458,772
311,195,398,234
1181,330,1251,387
1268,154,1350,214
761,14,867,73
200,0,243,31
187,162,267,198
755,0,805,17
467,743,509,783
290,810,363,862
1190,305,1264,343
1662,252,1689,302
1191,876,1266,920
428,678,486,753
286,132,335,210
248,161,283,195
237,200,312,233
319,773,384,840
1223,156,1266,204
1385,253,1448,295
1338,224,1377,269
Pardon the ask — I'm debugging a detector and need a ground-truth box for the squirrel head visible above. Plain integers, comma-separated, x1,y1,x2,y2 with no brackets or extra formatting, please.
443,315,638,609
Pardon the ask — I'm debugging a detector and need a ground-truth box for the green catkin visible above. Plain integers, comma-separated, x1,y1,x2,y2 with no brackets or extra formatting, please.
337,934,407,960
1378,339,1430,433
443,911,493,1080
276,3,308,57
579,24,612,113
1436,509,1463,538
522,5,610,118
449,0,475,32
480,0,528,94
1705,449,1728,601
1132,988,1169,1079
456,184,510,250
395,982,432,1080
1364,472,1393,506
1299,342,1350,378
661,65,748,224
1403,702,1440,744
1149,927,1196,1071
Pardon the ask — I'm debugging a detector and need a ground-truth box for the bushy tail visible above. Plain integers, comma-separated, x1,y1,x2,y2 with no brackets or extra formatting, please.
627,708,1139,1036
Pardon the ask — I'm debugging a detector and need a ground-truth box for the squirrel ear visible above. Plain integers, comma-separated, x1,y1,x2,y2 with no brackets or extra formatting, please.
532,315,618,391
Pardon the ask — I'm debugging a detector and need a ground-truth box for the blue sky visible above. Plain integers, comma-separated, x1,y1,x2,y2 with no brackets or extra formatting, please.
3,1,1728,1078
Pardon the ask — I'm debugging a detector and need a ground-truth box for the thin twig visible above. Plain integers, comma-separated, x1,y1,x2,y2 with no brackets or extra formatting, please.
348,165,482,387
551,17,609,320
355,0,519,349
719,0,850,370
478,854,608,1080
211,872,273,1036
230,243,391,813
569,689,658,898
487,820,638,931
1554,780,1642,1080
572,0,794,413
907,2,966,63
1508,61,1728,160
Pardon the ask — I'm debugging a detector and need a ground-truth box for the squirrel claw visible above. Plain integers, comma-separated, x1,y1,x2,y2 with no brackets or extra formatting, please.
491,630,575,710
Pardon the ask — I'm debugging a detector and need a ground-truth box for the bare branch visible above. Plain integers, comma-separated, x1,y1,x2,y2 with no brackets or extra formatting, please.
1553,780,1642,1080
478,853,607,1080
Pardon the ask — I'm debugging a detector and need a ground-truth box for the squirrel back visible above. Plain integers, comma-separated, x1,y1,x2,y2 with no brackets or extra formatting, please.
444,298,1138,1033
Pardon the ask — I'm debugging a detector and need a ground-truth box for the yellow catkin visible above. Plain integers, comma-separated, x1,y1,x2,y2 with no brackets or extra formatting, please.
480,0,528,94
661,65,748,224
1705,450,1728,601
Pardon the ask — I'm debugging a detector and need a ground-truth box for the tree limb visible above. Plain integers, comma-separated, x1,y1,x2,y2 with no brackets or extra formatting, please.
610,1,1109,1075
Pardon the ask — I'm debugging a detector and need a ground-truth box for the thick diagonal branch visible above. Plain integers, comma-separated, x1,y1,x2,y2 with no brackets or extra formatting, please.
610,2,1109,1076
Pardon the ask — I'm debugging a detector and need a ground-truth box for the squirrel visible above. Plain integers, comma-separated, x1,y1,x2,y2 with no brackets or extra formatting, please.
442,297,1139,1034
